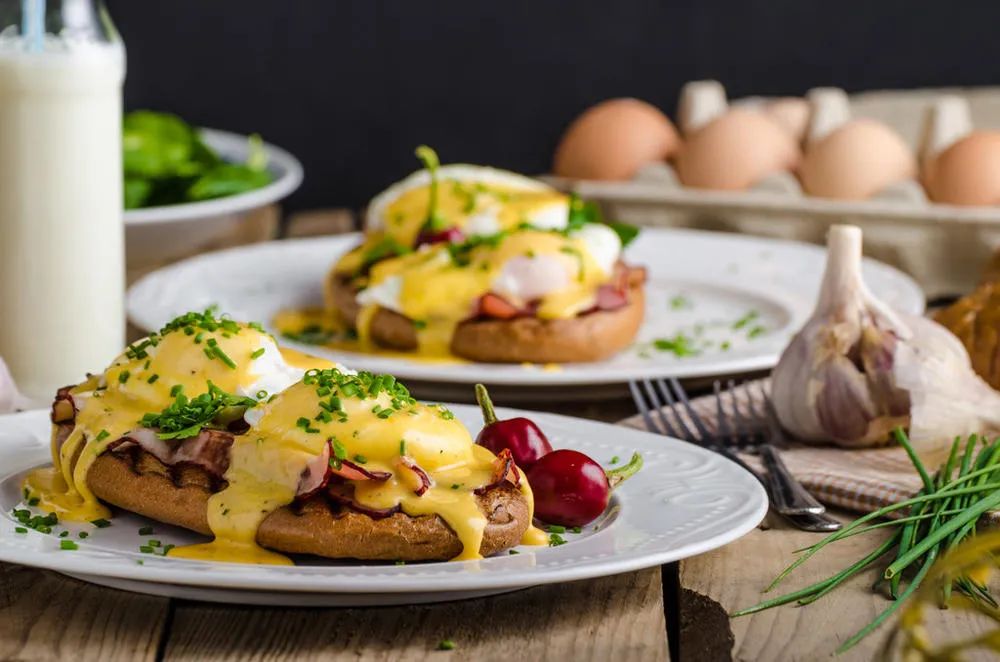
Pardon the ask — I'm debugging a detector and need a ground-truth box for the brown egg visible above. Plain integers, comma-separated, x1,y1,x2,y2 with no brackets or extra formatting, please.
925,131,1000,205
764,97,810,144
674,109,800,190
799,119,916,200
553,98,680,180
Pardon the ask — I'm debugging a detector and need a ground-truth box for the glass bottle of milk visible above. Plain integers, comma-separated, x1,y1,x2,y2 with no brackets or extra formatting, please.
0,0,125,402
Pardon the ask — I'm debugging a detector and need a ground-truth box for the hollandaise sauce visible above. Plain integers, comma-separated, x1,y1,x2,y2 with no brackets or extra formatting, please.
172,368,539,564
23,310,332,525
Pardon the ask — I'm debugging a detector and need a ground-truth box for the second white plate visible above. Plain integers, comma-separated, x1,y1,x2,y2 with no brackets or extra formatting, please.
126,227,924,387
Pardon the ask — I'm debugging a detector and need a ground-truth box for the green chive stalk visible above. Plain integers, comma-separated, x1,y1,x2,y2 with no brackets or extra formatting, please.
733,429,1000,654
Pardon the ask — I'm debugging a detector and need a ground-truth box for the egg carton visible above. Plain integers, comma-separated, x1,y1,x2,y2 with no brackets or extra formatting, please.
547,82,1000,298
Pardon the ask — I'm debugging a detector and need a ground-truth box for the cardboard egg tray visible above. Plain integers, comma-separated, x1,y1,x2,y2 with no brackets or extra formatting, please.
547,86,1000,299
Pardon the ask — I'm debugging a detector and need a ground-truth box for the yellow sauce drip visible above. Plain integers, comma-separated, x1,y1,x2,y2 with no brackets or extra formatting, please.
271,307,469,365
23,321,333,524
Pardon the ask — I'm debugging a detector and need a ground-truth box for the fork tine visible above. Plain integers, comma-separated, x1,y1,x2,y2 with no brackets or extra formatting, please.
652,378,697,441
727,379,752,447
713,381,735,445
667,377,714,442
628,381,659,435
642,379,683,438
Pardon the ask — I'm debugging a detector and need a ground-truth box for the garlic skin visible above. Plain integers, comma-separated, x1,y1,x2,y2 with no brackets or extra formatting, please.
772,225,1000,453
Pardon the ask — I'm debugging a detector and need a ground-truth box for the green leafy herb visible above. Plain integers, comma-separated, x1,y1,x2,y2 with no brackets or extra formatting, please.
565,193,639,247
652,333,700,357
60,540,79,551
123,111,272,209
415,145,446,231
280,324,344,346
669,295,691,310
12,509,58,534
732,310,760,331
140,381,257,440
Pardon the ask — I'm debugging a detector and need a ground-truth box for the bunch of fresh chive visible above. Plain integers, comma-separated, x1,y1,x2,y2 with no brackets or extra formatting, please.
733,428,1000,654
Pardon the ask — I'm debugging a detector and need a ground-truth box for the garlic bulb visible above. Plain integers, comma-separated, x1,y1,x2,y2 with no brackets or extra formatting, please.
772,224,1000,453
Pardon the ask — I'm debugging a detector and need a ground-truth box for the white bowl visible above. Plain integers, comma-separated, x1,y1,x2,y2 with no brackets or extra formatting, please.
124,128,303,265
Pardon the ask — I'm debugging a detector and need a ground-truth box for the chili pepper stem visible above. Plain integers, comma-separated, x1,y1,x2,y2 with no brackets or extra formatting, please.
606,452,643,490
474,383,498,426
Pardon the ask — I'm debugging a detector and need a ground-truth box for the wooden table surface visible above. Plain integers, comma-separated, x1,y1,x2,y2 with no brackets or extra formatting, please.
3,208,985,661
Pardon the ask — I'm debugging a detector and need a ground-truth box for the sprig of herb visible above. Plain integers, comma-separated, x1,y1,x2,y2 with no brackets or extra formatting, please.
734,430,1000,653
140,381,257,440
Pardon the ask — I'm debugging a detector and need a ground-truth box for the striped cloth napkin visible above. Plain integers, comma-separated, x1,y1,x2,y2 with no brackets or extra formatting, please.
619,378,925,515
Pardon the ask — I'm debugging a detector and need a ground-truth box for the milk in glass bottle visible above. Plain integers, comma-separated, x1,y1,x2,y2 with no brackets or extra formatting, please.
0,0,125,401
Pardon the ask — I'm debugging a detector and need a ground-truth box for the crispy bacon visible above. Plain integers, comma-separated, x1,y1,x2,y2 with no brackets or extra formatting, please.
397,456,434,496
475,448,521,495
51,386,76,424
475,293,528,320
296,442,332,498
118,427,235,479
330,459,391,482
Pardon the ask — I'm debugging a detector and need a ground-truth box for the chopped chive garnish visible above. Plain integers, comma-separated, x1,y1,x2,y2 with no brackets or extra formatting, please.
147,374,159,384
91,518,111,528
353,454,367,464
78,531,89,539
399,439,407,456
250,347,266,359
138,525,154,535
95,429,110,442
170,384,184,397
118,370,130,384
547,525,566,534
571,526,582,534
139,545,153,553
14,527,26,534
437,639,456,651
509,549,519,555
59,530,69,538
60,540,79,550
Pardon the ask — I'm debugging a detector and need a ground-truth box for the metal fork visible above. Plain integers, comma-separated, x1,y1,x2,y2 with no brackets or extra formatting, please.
629,377,842,532
716,380,828,517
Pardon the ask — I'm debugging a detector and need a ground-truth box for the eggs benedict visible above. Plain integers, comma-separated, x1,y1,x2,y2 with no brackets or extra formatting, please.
26,310,538,563
324,147,647,363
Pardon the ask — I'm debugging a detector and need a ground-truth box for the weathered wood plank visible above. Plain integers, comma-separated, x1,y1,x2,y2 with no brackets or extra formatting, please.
679,512,996,661
0,562,168,661
163,568,668,661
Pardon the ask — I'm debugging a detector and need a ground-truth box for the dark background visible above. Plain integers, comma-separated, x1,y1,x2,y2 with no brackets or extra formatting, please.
107,0,998,213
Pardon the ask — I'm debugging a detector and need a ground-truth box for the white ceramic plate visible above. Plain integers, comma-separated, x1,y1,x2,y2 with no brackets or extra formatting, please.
127,227,925,389
0,406,766,606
